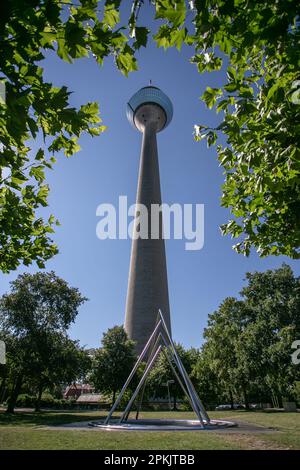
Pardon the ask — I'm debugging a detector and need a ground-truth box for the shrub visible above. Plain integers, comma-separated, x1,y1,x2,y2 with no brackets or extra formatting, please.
16,394,35,407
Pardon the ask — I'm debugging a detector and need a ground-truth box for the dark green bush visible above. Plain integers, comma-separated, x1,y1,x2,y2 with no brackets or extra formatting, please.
15,393,77,409
16,394,35,407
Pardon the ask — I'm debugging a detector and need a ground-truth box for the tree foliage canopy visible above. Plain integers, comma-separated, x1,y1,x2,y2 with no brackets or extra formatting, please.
0,0,141,272
147,343,199,408
191,0,300,258
1,0,299,273
0,271,88,412
199,264,300,406
90,325,136,401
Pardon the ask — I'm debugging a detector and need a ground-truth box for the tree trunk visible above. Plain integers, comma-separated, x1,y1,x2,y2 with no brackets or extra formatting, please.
35,384,44,412
6,374,23,413
229,389,234,410
243,387,250,410
0,376,7,403
172,392,177,411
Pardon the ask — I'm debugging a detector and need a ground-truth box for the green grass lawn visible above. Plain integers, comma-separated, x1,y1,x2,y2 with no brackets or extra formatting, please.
0,409,299,450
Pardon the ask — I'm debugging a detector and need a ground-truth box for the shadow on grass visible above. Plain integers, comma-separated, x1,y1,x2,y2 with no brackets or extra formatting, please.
1,408,296,428
0,409,112,427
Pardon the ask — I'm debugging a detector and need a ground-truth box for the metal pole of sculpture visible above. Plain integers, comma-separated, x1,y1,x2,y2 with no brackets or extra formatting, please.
158,310,210,424
119,345,162,423
103,319,162,425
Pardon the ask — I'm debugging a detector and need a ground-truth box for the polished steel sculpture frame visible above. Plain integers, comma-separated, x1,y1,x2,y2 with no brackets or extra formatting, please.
104,310,210,427
89,310,236,430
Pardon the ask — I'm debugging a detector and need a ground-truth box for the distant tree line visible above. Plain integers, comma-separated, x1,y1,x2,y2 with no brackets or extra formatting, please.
1,265,299,413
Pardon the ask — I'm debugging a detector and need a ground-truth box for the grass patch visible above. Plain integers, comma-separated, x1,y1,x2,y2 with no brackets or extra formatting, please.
0,409,299,450
212,410,300,450
0,409,105,427
0,427,239,450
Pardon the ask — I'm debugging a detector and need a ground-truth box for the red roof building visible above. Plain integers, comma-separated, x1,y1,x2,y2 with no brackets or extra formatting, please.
63,383,94,400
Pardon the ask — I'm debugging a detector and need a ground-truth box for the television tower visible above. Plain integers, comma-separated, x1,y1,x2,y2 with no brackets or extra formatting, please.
125,85,173,355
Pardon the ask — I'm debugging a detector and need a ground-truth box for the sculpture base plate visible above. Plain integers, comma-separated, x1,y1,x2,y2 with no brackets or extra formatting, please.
89,418,237,431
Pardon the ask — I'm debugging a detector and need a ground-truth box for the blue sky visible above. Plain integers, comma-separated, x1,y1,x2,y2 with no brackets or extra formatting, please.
1,10,299,349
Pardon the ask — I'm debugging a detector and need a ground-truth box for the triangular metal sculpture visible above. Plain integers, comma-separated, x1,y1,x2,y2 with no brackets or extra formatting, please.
104,310,210,427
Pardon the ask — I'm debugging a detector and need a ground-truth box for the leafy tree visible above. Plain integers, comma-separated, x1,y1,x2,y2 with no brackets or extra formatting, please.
29,333,91,411
0,271,87,412
1,1,299,271
0,0,145,272
3,332,91,411
201,264,300,407
202,297,252,407
90,325,136,403
191,349,224,409
239,264,300,403
191,0,300,258
147,344,198,410
138,0,300,258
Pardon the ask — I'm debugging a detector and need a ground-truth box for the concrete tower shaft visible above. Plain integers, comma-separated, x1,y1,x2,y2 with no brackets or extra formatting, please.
125,86,173,355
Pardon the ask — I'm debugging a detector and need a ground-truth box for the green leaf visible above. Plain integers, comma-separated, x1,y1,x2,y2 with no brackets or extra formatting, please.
11,173,27,185
116,46,138,76
36,259,45,268
191,53,222,73
171,28,187,51
239,85,254,98
194,124,208,142
35,149,45,161
57,38,72,63
28,118,38,138
48,214,56,224
36,185,49,206
217,100,230,113
155,0,186,28
133,27,149,49
80,101,99,116
224,82,238,92
202,87,223,109
207,131,217,147
64,138,81,157
88,125,107,136
267,83,280,100
103,5,120,29
30,166,45,183
227,67,237,81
